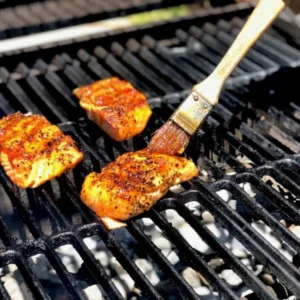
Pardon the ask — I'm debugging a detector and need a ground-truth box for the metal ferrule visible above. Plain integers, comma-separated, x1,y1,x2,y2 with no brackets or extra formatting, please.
170,91,213,135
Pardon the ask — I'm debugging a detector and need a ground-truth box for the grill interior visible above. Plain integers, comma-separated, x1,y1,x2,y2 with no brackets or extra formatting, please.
0,0,199,40
0,3,300,300
0,5,299,94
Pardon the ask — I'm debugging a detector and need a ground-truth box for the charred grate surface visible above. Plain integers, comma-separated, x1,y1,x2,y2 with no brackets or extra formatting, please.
0,66,299,299
0,4,299,95
0,0,200,40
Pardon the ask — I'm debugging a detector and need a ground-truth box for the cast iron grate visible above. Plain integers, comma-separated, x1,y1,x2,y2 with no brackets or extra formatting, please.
0,0,201,40
0,58,299,299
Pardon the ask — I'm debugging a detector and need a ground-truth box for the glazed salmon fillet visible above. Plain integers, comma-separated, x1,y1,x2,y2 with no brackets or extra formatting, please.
81,150,198,229
0,112,83,188
73,77,152,141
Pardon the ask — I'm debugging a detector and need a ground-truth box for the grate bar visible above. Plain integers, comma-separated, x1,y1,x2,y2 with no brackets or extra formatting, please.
35,187,70,229
17,253,51,300
212,181,300,253
80,223,165,299
222,130,266,166
193,180,300,297
184,52,215,77
71,236,124,300
5,80,42,114
239,123,285,160
232,17,300,63
42,70,78,109
149,209,241,300
112,42,175,94
236,173,300,224
0,215,17,248
164,200,278,300
77,49,112,79
175,29,241,78
0,93,14,116
127,40,192,89
142,36,206,82
128,220,201,300
259,166,300,199
94,46,153,96
25,75,68,123
44,245,88,300
0,171,42,239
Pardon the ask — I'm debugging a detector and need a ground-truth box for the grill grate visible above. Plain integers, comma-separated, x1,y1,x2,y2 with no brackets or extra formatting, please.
0,4,300,300
0,61,300,298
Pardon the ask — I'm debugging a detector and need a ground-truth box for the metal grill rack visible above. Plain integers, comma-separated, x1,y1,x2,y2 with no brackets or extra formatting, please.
0,0,201,40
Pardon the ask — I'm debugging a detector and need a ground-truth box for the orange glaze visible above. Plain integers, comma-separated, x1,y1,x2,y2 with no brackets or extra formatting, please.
0,112,83,188
81,150,198,226
74,77,152,141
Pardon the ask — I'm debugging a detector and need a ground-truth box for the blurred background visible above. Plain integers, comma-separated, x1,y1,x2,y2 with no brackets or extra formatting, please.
0,0,299,44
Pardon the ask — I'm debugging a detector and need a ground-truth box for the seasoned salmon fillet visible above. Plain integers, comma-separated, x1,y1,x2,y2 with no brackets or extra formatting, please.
73,77,152,141
0,112,83,188
81,150,198,229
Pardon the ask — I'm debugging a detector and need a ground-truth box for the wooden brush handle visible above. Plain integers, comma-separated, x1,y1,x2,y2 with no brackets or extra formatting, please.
193,0,285,106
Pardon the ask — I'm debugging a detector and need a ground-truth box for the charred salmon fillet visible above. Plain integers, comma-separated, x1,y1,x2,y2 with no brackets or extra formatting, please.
0,112,83,188
81,150,198,229
73,77,152,141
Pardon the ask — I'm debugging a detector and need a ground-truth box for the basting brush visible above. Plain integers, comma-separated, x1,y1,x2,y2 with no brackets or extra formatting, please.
147,0,286,156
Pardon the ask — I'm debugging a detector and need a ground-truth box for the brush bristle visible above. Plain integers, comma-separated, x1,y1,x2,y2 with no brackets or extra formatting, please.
146,120,190,155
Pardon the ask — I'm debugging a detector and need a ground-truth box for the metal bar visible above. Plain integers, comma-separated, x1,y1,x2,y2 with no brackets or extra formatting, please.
0,171,42,239
162,200,277,300
71,237,124,300
17,254,51,300
211,180,300,253
193,180,300,297
148,209,240,300
0,17,132,54
44,246,88,300
128,220,201,300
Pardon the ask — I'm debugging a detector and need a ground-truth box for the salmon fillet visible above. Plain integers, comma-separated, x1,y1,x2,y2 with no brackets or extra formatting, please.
73,77,152,141
0,112,83,188
81,150,198,229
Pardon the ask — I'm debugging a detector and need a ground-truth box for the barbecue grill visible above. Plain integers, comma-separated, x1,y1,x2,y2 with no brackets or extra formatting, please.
0,1,300,299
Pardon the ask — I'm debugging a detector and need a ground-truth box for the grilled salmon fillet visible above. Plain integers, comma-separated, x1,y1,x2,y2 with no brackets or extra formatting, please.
73,77,152,141
81,150,198,229
0,112,83,188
